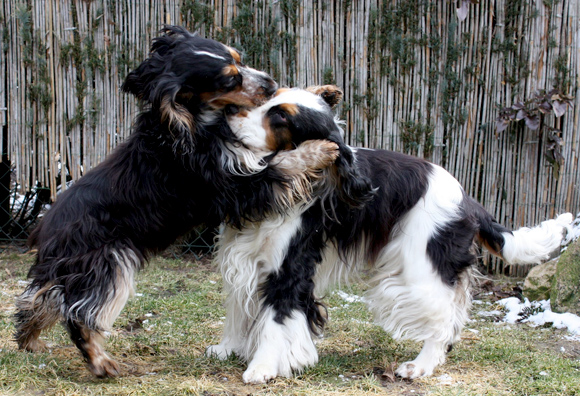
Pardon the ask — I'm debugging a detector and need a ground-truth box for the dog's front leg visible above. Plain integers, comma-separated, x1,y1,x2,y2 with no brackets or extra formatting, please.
242,306,317,384
241,209,327,384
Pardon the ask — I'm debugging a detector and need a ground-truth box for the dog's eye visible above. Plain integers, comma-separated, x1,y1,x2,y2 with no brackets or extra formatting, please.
232,73,243,86
224,104,240,116
271,110,287,125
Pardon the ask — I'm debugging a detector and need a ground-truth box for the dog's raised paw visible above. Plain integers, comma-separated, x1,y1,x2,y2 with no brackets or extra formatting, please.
299,140,340,168
318,141,340,165
242,364,279,384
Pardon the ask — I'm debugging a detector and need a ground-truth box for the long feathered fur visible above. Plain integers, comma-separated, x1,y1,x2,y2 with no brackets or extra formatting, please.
210,88,574,384
14,27,339,378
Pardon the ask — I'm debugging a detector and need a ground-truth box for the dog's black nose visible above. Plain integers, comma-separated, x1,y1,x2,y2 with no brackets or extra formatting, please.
263,79,278,97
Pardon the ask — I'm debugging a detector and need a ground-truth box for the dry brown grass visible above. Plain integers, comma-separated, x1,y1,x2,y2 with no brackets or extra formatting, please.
1,253,579,395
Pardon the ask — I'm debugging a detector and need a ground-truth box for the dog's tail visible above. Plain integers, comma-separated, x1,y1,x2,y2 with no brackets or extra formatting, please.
469,197,573,264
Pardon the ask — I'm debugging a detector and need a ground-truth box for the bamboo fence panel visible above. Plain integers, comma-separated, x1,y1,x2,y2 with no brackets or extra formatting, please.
1,0,579,274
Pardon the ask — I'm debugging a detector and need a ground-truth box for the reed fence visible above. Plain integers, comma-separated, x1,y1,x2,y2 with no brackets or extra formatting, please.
1,0,579,274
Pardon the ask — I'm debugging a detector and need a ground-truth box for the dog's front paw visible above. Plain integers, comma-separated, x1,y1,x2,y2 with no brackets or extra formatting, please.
205,344,234,360
395,361,431,379
89,354,121,378
243,363,279,384
20,337,49,353
300,140,340,169
304,85,344,108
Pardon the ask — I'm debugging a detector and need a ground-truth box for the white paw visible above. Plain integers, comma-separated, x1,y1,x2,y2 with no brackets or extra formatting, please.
395,361,433,379
205,344,234,360
242,363,279,384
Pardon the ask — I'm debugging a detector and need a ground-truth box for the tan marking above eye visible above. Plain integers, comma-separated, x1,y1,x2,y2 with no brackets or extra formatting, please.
275,88,291,96
222,64,239,76
227,46,242,63
205,90,261,110
279,103,299,116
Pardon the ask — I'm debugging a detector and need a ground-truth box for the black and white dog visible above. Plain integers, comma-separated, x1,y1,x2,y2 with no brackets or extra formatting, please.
14,28,339,378
208,87,573,383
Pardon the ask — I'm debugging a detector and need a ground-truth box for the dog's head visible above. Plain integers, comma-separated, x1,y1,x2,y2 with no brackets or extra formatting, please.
225,85,375,208
122,26,277,139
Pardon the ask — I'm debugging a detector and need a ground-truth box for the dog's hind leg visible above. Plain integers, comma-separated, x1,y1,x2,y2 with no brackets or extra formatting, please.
64,248,137,378
65,319,121,378
395,338,451,379
14,284,63,352
395,275,471,379
368,269,471,379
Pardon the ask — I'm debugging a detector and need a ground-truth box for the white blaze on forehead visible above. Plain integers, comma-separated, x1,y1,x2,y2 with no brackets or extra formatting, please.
265,89,326,112
192,50,227,61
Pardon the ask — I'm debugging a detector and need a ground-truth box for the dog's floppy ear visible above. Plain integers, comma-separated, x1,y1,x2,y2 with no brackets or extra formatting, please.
332,145,375,208
121,26,190,102
305,85,344,109
122,26,195,142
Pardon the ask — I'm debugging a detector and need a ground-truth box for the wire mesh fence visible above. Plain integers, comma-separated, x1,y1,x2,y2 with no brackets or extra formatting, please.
0,164,48,247
0,161,216,258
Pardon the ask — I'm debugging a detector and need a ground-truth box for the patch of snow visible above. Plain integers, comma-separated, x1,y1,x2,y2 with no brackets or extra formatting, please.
335,290,366,304
477,310,503,317
498,297,580,336
437,373,453,385
351,319,371,325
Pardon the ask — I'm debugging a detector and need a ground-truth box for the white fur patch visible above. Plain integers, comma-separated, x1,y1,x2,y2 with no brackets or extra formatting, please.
501,212,573,264
238,67,274,102
395,339,448,379
227,109,273,156
266,89,327,112
192,50,226,61
242,307,318,384
210,207,307,362
66,248,138,331
95,249,138,331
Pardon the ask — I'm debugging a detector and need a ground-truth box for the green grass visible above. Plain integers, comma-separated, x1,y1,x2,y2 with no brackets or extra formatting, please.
1,253,580,395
